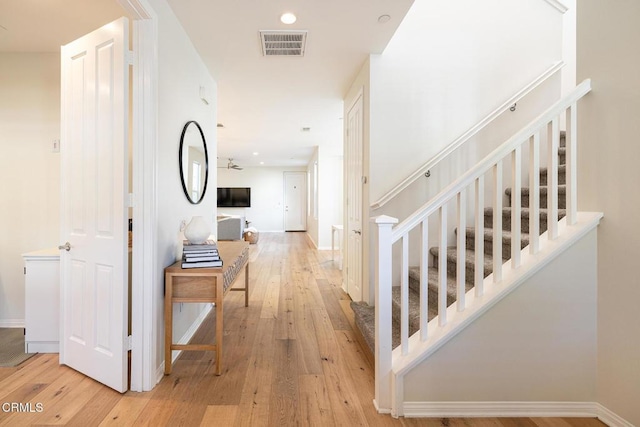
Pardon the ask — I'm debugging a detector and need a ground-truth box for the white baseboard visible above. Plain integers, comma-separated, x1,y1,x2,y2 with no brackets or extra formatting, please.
156,362,165,386
0,320,25,328
402,401,599,418
595,403,635,427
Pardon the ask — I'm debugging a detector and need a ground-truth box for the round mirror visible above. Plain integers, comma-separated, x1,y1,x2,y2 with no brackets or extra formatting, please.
179,121,209,204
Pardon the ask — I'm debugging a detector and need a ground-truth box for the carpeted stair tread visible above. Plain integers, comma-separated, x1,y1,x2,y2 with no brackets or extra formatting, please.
505,185,566,197
483,207,566,233
506,185,567,209
350,301,375,354
408,266,465,306
540,164,567,185
462,226,530,259
429,246,494,279
391,286,431,337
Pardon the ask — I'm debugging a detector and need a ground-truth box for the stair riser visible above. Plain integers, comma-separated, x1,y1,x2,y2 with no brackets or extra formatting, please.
510,192,567,209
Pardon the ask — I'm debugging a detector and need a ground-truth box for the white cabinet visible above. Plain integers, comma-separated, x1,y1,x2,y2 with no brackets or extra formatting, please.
23,248,60,353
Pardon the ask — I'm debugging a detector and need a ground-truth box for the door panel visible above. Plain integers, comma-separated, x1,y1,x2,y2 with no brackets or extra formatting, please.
346,94,364,302
284,172,307,231
60,17,129,393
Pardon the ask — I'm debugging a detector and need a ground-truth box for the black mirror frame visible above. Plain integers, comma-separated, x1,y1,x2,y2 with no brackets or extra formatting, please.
178,120,209,205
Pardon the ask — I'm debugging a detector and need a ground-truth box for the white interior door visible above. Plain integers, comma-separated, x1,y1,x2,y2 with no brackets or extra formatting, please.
60,17,129,393
284,172,307,231
346,93,364,302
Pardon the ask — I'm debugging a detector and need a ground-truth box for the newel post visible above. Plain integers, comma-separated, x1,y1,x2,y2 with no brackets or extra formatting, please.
372,215,398,413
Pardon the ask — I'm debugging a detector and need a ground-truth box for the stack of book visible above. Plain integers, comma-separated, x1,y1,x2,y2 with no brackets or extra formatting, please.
181,239,223,268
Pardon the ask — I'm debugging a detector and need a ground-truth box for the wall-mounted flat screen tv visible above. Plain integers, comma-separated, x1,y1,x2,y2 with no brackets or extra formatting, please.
217,187,251,207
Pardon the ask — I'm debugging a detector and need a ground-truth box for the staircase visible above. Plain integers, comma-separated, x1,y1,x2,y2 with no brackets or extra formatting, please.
351,80,601,417
351,133,568,355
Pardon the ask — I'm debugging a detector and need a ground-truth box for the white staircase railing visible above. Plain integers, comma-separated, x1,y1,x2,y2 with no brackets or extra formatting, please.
372,79,592,414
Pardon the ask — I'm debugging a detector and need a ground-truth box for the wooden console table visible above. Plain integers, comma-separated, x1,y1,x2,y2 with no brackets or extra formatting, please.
164,240,250,375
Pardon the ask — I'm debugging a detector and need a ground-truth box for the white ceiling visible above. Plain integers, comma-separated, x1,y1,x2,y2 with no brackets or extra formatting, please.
0,0,414,168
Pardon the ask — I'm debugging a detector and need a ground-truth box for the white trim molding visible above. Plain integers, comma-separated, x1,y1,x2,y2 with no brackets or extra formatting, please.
116,0,158,393
0,320,25,328
402,401,598,418
402,401,635,426
543,0,569,14
595,403,636,427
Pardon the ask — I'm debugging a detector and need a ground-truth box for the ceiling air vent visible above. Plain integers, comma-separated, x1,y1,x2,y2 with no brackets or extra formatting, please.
259,30,307,57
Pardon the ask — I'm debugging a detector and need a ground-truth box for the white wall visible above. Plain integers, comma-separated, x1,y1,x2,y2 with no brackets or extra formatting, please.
149,0,218,371
0,53,60,326
217,166,307,232
404,229,598,403
369,0,563,203
577,1,640,424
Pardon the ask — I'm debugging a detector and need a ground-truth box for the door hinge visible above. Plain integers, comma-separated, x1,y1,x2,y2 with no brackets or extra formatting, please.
24,267,26,275
126,50,135,65
362,176,367,184
126,335,133,351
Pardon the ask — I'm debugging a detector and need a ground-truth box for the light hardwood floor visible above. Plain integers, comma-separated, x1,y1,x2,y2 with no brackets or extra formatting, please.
0,232,605,426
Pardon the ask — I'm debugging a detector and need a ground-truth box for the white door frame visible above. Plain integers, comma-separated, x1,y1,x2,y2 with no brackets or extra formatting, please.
116,0,157,392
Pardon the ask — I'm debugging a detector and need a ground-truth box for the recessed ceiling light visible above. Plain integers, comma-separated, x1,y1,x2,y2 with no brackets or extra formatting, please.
260,161,265,165
280,12,297,25
253,152,259,156
378,14,391,24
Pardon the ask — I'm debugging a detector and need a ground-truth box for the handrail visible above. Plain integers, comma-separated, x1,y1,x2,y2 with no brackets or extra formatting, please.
370,61,565,210
391,78,591,242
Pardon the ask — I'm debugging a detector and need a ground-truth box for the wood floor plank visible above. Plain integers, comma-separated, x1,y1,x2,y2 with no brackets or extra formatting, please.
298,374,334,427
64,386,122,427
235,318,276,427
268,339,300,426
98,395,151,427
31,376,104,425
260,275,280,319
311,308,369,426
0,368,86,426
200,405,238,426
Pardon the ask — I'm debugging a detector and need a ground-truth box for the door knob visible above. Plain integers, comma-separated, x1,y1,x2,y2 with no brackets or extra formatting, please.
353,230,361,235
58,242,71,252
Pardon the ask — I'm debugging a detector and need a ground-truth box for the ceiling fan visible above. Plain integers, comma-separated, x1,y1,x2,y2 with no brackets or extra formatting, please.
218,158,243,170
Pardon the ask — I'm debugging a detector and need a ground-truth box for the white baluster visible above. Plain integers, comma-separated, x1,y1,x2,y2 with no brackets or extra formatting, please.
401,235,409,356
372,215,398,413
420,218,429,341
547,118,559,240
529,133,540,254
475,175,484,297
493,160,503,283
456,189,466,311
566,103,578,225
511,146,522,268
438,205,448,326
